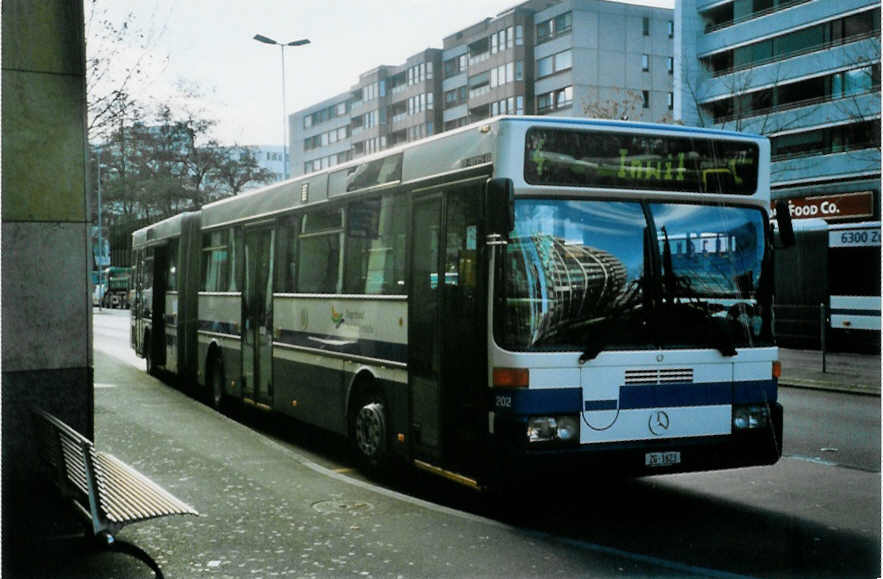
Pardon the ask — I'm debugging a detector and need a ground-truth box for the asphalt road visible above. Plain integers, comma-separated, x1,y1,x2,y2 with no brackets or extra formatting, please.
87,309,880,578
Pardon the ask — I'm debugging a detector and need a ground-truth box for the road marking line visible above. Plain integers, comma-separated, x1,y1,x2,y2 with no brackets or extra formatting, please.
94,383,117,389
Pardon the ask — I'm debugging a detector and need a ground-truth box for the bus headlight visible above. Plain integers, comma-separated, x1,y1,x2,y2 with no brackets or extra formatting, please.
733,405,770,430
527,416,579,443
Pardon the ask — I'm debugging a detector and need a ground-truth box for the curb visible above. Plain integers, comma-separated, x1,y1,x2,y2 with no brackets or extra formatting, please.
779,379,881,397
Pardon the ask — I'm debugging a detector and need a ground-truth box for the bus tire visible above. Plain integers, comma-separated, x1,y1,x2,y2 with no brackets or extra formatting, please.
209,354,226,411
351,392,388,472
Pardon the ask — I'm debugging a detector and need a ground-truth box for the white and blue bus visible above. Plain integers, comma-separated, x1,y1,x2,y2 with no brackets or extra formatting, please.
131,116,788,487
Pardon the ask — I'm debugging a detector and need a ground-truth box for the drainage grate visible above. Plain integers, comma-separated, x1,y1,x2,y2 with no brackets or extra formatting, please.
625,368,694,385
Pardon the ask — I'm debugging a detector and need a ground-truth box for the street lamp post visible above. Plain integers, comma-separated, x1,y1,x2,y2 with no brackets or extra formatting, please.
254,34,310,181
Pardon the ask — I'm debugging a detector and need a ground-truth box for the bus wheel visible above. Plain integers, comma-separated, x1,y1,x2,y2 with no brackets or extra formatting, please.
209,355,226,411
352,395,388,471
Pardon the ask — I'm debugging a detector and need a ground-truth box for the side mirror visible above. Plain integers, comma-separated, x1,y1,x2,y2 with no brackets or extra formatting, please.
485,178,514,242
775,200,795,248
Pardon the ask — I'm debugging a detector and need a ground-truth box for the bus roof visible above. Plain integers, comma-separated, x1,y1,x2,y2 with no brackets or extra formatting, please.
505,115,766,140
137,116,768,237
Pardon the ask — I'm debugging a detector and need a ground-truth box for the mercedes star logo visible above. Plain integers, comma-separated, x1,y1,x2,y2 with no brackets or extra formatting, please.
649,411,670,436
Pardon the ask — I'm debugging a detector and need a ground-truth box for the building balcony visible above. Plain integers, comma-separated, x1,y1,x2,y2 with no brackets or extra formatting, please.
698,0,875,54
702,0,812,35
443,103,468,123
443,72,467,92
711,89,881,135
771,147,881,186
695,37,880,102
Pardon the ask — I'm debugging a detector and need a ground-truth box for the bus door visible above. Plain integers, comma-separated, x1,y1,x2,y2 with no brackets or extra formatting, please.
149,244,169,369
134,249,153,356
242,226,275,407
409,185,484,469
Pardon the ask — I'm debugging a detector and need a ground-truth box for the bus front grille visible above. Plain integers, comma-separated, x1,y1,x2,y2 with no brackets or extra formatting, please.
625,368,694,385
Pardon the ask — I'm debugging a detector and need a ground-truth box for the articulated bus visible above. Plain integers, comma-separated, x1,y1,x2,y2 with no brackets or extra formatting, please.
131,116,787,487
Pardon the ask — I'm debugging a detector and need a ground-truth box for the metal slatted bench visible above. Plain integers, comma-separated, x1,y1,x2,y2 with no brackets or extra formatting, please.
32,408,198,577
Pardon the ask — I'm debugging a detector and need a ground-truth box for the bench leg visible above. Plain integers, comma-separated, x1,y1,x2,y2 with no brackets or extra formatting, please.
95,531,164,579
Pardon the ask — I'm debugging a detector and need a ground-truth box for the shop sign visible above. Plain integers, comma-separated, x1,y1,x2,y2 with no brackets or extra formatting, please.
770,191,875,221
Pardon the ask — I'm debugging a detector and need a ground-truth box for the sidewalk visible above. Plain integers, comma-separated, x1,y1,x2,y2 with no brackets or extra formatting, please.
778,347,881,396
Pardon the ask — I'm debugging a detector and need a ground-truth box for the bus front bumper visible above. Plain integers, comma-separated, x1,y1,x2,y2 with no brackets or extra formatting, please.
491,403,783,479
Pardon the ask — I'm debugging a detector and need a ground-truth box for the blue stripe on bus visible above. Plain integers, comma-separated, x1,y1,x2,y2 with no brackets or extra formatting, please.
619,382,732,409
733,379,777,404
584,399,619,411
198,320,240,336
276,329,408,365
494,388,582,414
830,308,880,316
583,380,777,412
497,380,778,416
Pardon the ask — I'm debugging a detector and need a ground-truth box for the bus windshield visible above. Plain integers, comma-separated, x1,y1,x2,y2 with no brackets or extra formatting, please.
497,199,773,353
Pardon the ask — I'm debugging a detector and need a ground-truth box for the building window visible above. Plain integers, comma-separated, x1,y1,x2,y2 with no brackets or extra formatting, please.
537,50,573,78
642,90,650,108
643,16,650,36
469,37,490,66
516,24,524,46
642,54,650,71
537,11,572,44
668,92,674,110
666,57,674,74
468,71,490,99
668,20,674,38
770,120,880,161
537,86,573,114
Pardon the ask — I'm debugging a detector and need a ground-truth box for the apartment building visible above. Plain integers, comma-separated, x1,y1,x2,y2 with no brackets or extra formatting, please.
291,0,673,178
675,0,881,218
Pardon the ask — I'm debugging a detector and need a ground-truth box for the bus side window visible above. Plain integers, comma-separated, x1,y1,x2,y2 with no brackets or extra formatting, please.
167,239,178,291
277,216,299,292
201,230,233,292
298,208,343,294
344,194,408,295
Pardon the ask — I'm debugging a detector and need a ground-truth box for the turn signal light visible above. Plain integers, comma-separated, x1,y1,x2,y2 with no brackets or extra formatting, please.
493,367,529,388
772,360,782,379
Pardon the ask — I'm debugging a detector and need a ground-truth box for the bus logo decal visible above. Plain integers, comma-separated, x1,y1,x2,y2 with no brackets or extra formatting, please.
649,411,670,436
331,304,345,328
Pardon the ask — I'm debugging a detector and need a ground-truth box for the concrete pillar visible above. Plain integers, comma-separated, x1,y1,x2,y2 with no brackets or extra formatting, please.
1,0,92,562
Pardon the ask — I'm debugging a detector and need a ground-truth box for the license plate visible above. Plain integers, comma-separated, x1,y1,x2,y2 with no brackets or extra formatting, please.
645,451,681,468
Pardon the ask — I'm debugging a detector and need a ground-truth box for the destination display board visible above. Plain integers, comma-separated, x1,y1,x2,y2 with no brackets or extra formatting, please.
524,127,759,194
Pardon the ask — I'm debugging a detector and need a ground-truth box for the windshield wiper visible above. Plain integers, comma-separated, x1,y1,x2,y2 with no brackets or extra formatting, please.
658,226,737,357
578,280,647,363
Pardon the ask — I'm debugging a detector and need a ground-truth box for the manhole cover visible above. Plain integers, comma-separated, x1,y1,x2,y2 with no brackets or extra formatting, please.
312,500,375,515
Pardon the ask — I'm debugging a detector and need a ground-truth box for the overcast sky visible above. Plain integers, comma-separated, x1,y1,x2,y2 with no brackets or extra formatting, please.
88,0,674,146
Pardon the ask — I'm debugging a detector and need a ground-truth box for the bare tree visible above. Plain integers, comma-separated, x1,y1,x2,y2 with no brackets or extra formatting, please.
85,0,170,141
215,147,277,195
582,89,645,121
